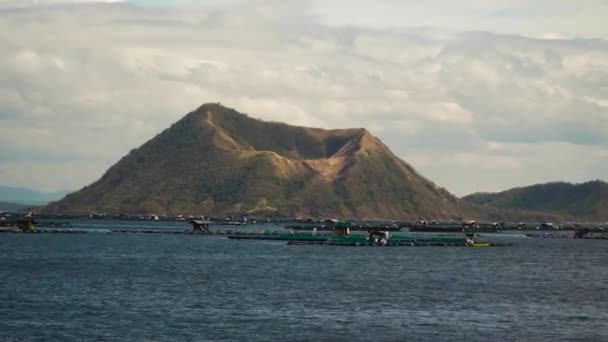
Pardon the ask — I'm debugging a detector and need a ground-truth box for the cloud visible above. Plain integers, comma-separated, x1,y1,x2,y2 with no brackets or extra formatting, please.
310,0,608,39
0,1,606,195
409,142,608,195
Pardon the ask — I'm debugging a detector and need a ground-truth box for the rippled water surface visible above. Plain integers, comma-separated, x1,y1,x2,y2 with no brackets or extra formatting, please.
1,221,607,341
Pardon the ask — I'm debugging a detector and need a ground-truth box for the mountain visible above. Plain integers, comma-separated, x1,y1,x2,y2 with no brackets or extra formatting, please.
0,201,32,212
463,180,608,221
0,186,70,205
45,103,477,219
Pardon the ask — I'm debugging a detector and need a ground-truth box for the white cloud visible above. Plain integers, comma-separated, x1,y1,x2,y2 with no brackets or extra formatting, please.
311,0,608,39
0,1,606,195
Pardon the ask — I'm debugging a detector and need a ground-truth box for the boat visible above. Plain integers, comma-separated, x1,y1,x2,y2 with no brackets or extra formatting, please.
0,214,36,232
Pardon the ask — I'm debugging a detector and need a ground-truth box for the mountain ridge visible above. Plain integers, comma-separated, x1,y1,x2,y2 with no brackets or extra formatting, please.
0,201,32,212
463,180,608,221
0,186,70,205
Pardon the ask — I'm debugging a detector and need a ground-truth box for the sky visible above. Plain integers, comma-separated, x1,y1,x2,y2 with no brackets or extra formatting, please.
0,0,607,196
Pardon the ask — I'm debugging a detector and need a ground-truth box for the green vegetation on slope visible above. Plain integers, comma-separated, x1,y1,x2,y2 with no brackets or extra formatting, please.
463,181,608,221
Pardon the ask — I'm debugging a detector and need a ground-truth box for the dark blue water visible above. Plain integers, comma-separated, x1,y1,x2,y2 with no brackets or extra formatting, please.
1,222,607,341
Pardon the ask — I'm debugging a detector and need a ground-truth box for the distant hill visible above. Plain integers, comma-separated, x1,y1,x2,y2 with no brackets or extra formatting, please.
0,186,70,205
45,103,479,219
463,181,608,221
0,201,32,212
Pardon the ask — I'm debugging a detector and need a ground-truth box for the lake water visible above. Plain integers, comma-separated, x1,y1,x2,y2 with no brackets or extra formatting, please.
1,220,607,341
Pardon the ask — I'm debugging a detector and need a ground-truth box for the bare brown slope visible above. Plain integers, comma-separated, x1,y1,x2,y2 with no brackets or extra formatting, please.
46,103,478,219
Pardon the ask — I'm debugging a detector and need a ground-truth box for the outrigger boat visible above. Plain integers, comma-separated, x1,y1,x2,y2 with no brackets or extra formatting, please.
469,242,491,247
0,214,37,233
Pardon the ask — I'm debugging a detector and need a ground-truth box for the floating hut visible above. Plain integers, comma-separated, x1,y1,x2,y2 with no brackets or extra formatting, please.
330,220,350,236
189,220,212,233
